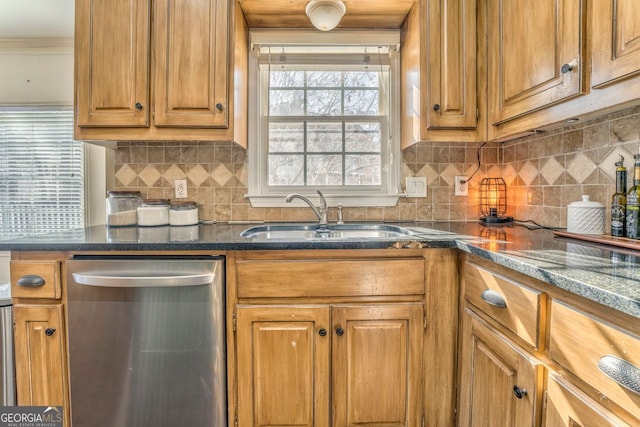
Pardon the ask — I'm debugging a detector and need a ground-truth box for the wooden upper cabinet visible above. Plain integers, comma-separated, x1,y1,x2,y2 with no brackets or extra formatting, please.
154,0,229,127
401,0,481,147
75,0,150,127
591,0,640,88
487,0,585,125
426,0,477,130
75,0,248,145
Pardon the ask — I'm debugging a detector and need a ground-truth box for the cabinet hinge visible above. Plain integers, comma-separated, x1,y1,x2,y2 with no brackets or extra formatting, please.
423,313,427,330
234,414,238,427
476,108,479,120
233,313,237,332
421,414,425,427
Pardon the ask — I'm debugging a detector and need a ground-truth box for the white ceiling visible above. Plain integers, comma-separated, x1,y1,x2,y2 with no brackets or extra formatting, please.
0,0,74,38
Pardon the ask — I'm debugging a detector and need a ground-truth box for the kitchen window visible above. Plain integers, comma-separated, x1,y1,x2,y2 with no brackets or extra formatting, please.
0,107,85,239
247,30,401,207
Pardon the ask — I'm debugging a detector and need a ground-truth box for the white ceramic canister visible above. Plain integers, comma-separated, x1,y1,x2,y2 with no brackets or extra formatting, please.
169,201,199,226
137,199,170,226
567,195,605,235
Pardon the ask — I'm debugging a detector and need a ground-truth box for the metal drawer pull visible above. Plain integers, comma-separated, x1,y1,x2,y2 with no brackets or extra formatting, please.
597,355,640,394
17,275,46,287
480,289,507,308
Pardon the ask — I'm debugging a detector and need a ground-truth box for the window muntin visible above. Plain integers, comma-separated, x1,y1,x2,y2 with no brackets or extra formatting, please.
247,30,401,207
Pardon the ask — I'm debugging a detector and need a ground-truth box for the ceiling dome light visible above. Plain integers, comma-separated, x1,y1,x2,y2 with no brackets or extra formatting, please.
305,0,346,31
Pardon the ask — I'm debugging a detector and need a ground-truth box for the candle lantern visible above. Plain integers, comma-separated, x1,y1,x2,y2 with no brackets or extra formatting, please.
479,177,513,224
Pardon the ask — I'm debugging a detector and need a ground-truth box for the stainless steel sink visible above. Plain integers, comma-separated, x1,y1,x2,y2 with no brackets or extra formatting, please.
240,223,416,240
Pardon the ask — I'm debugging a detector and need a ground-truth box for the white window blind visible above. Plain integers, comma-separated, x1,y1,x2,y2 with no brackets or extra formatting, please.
0,107,84,239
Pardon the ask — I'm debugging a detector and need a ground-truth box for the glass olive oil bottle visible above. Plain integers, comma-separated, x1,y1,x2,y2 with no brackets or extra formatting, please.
625,151,640,239
611,155,626,237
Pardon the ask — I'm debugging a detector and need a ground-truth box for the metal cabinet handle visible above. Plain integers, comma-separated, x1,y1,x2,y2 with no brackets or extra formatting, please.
318,328,327,337
45,328,56,337
215,103,224,112
335,327,344,336
513,385,528,399
135,102,143,110
17,275,46,287
480,289,507,308
433,104,440,111
597,355,640,394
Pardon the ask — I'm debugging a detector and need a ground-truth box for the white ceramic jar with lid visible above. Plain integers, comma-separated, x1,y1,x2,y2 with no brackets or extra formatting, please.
169,201,199,226
106,191,142,227
567,195,605,235
137,199,170,226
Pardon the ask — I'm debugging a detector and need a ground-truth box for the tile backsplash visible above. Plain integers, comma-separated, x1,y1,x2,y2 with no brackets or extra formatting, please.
113,106,640,226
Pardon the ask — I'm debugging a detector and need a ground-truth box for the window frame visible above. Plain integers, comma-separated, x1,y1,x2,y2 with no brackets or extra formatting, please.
247,30,402,208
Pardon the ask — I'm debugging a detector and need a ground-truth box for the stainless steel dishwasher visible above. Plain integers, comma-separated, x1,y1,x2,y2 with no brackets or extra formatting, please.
67,256,226,427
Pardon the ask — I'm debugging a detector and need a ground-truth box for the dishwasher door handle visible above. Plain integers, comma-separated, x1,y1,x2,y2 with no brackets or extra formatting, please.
71,272,215,287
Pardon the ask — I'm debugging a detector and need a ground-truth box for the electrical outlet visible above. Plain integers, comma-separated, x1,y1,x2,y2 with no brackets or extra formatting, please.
405,177,427,198
454,176,468,196
175,179,188,199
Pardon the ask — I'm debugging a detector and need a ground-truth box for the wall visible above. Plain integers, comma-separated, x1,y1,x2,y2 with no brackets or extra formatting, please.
113,141,502,223
113,105,639,225
0,39,73,105
503,105,640,229
0,38,107,227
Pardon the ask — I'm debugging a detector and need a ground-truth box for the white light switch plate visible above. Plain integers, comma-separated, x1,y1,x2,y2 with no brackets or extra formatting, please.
405,177,427,198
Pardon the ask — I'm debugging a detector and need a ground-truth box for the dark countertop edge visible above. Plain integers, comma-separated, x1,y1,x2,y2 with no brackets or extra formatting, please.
456,241,640,319
0,240,458,252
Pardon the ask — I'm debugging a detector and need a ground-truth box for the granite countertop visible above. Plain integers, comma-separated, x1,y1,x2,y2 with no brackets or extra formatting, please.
1,221,639,319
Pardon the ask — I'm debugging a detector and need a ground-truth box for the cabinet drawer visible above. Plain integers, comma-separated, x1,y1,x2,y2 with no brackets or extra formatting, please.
236,258,425,299
10,261,61,299
550,301,640,421
464,261,545,348
544,371,629,426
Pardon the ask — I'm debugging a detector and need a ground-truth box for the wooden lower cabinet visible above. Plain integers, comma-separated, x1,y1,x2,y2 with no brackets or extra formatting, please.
543,371,629,427
458,308,545,427
236,303,423,427
13,304,68,412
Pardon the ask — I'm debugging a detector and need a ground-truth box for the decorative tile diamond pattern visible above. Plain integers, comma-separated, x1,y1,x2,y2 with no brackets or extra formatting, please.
187,165,209,186
519,161,539,186
235,165,248,186
600,147,633,182
115,165,137,187
440,164,461,186
417,164,439,185
567,152,596,184
163,164,186,183
540,157,564,185
502,164,518,185
212,164,233,186
139,165,162,187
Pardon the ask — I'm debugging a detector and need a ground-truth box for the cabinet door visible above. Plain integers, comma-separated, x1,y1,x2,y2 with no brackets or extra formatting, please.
591,0,640,88
13,305,67,408
154,0,229,128
332,304,423,427
236,306,330,427
427,0,477,129
76,0,150,127
487,0,584,124
543,371,629,427
458,308,545,427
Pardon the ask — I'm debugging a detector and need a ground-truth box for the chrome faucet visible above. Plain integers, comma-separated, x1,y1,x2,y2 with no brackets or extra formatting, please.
285,190,328,225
